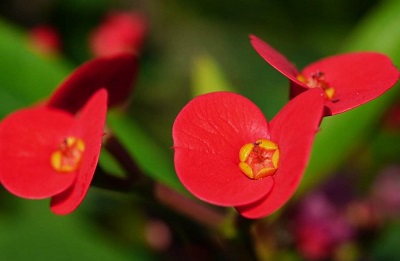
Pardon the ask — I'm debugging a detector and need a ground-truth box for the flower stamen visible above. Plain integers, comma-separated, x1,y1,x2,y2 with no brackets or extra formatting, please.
297,71,335,100
51,137,85,173
238,139,279,180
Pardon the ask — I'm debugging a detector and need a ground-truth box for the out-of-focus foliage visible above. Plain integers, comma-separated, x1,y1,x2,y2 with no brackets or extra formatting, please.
191,54,234,96
0,20,70,117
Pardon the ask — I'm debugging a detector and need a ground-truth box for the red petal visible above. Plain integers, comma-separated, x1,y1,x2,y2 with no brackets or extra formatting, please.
173,92,274,206
250,35,305,86
50,89,108,215
0,107,76,199
47,53,137,114
297,52,400,115
236,88,324,218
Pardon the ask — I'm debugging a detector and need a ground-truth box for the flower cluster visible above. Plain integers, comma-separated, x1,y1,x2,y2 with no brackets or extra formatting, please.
172,35,399,219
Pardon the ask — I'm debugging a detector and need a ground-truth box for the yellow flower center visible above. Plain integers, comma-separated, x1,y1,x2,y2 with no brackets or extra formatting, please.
238,139,280,180
297,71,335,100
51,137,85,173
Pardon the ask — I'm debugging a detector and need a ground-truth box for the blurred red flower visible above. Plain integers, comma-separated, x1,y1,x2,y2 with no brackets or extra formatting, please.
89,12,147,57
293,192,355,260
28,25,61,57
48,52,139,113
173,89,324,218
250,35,399,116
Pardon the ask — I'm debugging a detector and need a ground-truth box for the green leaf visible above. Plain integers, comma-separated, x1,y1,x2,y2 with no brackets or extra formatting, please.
299,0,400,194
191,54,234,96
99,149,127,178
107,111,186,194
0,19,70,118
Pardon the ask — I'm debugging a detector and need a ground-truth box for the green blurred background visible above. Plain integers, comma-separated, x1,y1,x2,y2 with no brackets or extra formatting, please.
0,0,399,260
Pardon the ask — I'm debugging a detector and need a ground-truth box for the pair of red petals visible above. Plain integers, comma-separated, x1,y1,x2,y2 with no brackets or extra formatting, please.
250,35,399,116
173,88,324,219
0,53,137,214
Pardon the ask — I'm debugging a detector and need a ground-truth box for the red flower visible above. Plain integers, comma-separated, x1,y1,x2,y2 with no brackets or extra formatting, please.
28,25,61,57
89,12,147,57
47,52,138,114
0,50,139,214
250,35,399,116
173,89,324,218
0,89,107,215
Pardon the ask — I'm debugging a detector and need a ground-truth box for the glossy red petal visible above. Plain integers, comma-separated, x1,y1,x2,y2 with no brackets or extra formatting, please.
296,52,400,115
0,107,76,199
236,88,324,218
250,35,306,86
173,92,274,206
50,89,108,215
47,53,137,114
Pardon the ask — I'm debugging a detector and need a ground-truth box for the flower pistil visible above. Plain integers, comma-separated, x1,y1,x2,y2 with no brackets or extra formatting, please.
239,139,280,180
51,137,85,173
297,71,335,100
